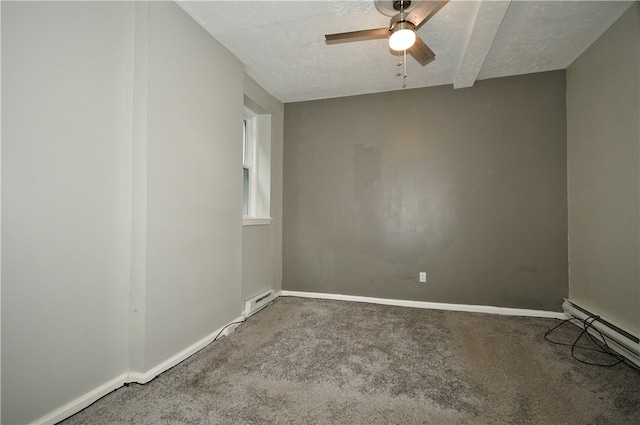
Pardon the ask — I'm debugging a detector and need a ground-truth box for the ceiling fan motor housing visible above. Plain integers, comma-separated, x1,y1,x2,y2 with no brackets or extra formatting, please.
391,19,415,30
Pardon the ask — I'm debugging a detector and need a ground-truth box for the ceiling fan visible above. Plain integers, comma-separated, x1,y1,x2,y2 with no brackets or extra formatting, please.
325,0,448,66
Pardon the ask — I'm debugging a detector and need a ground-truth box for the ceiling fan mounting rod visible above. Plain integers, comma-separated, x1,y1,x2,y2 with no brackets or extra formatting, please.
393,0,411,11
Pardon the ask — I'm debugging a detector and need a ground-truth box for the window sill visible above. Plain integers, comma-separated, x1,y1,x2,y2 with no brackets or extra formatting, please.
243,217,272,226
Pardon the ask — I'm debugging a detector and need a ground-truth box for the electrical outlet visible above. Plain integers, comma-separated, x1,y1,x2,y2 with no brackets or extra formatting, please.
419,272,427,283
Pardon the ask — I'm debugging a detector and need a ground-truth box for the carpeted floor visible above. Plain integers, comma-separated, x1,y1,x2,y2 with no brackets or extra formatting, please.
60,297,640,424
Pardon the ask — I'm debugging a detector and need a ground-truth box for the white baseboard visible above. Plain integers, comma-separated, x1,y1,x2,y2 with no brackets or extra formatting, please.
127,314,246,384
278,290,567,319
29,292,563,424
31,374,128,425
33,315,245,424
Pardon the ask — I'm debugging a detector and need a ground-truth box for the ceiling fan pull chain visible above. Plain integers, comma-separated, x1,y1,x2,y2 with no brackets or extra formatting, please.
400,1,408,78
403,49,408,78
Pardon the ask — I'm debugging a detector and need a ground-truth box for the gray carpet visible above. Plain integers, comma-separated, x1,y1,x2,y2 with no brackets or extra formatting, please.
61,297,640,424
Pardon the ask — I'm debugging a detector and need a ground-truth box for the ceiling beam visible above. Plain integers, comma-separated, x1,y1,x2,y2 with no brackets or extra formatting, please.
453,0,511,89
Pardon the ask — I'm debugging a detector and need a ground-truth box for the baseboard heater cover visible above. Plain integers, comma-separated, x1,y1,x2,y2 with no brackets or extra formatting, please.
562,299,640,368
243,289,275,317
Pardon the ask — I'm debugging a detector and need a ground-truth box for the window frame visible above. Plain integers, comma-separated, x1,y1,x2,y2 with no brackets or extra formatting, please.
243,108,256,218
242,106,272,226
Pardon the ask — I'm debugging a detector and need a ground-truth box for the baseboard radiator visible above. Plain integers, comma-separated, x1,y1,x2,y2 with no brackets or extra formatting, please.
243,289,275,317
562,299,640,368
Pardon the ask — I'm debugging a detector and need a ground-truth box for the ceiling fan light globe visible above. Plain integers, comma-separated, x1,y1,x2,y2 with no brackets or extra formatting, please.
389,26,416,51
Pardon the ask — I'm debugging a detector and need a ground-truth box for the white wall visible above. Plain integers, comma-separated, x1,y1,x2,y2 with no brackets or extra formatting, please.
1,2,281,423
1,2,135,423
567,3,639,333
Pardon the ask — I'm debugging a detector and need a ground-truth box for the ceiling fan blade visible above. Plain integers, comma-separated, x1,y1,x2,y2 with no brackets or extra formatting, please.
408,35,435,66
407,1,449,29
325,27,389,44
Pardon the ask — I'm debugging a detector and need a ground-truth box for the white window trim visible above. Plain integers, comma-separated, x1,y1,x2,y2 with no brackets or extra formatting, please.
243,217,272,226
243,105,272,226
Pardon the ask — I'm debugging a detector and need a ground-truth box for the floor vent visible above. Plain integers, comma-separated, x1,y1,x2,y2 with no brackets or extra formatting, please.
243,289,275,318
563,299,640,368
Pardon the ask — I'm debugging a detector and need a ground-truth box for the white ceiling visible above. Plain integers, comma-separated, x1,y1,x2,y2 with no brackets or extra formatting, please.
178,0,634,103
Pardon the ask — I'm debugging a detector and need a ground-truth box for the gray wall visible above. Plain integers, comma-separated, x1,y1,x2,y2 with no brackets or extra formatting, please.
1,2,282,423
143,2,244,371
567,3,639,334
284,71,568,312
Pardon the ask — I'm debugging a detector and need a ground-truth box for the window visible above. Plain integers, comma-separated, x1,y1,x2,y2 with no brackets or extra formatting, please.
242,103,271,225
243,109,255,216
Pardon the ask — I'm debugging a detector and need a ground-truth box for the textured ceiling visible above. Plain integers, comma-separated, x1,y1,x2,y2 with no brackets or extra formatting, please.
178,0,634,103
